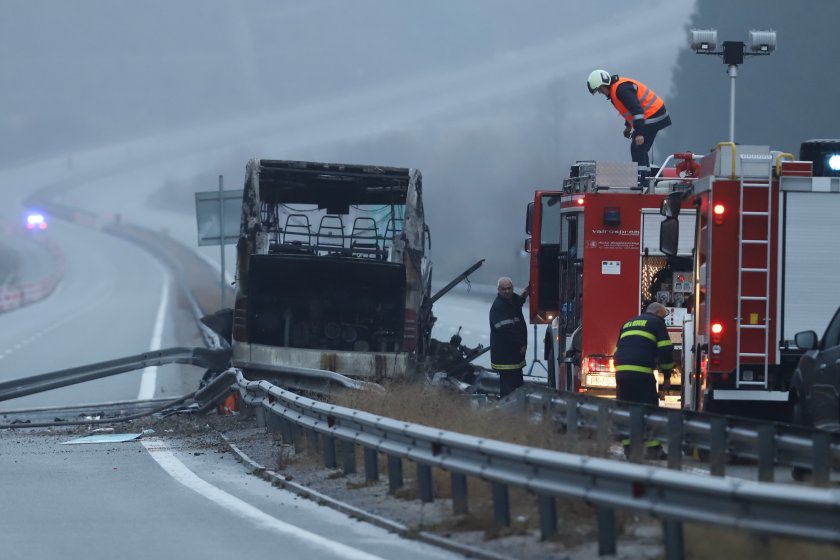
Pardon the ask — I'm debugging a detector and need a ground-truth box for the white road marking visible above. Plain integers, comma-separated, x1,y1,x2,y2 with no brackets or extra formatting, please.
137,273,170,400
142,440,385,560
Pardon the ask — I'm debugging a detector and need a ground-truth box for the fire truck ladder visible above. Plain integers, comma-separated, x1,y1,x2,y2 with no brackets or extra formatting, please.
735,154,773,388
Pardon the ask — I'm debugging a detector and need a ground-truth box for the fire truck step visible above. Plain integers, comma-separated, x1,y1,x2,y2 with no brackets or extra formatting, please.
739,324,767,329
740,296,768,301
742,211,769,216
741,268,768,273
742,239,769,244
738,352,767,357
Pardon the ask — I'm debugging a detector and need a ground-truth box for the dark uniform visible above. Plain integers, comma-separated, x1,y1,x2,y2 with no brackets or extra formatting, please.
490,293,528,397
613,311,674,405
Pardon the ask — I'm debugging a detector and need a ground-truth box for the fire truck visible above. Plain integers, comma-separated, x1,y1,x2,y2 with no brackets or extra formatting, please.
660,140,840,418
526,155,700,399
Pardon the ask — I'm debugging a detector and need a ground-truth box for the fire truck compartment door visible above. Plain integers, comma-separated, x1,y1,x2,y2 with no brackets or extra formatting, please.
782,191,840,341
640,212,696,256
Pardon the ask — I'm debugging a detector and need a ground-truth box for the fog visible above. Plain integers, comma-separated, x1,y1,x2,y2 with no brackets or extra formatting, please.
8,1,830,286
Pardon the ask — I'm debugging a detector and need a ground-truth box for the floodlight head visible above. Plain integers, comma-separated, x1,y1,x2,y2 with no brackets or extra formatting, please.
748,30,776,53
690,29,717,52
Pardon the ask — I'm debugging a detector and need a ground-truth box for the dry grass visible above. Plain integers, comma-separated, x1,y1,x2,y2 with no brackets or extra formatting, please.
684,524,840,560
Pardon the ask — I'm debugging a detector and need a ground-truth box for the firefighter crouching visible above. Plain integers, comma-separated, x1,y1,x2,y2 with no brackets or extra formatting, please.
614,302,674,458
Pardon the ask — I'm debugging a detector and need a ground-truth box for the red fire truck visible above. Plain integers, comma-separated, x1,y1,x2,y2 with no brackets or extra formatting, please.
526,155,699,399
660,140,840,418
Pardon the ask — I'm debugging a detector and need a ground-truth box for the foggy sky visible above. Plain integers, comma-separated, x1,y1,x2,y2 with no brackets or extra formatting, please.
1,0,774,285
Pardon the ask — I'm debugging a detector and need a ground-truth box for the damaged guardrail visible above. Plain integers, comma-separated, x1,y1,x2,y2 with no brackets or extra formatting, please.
236,370,840,558
526,389,840,484
0,346,230,403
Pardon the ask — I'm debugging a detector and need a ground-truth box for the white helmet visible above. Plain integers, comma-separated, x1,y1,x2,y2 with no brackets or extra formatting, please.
587,69,612,94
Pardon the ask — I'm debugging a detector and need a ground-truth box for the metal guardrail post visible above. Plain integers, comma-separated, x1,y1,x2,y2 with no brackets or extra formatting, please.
340,440,356,474
812,432,830,487
667,411,683,470
538,494,557,541
596,505,616,555
255,407,266,429
306,429,319,453
417,463,435,504
451,473,468,515
629,406,645,463
417,464,434,503
266,409,282,435
663,519,684,560
710,417,727,477
596,402,610,454
323,434,337,469
566,396,578,439
280,418,294,444
293,424,305,454
364,448,379,482
757,424,775,482
491,482,510,527
388,456,403,494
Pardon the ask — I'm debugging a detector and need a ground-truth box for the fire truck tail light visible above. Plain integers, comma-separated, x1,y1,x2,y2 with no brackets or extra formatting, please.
585,356,615,373
713,203,725,224
576,197,585,206
711,321,723,343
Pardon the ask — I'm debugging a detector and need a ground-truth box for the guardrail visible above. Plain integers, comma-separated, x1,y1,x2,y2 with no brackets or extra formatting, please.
524,389,840,484
236,370,840,558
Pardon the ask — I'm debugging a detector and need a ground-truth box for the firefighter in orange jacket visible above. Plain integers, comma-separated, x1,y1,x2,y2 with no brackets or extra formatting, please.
587,69,672,185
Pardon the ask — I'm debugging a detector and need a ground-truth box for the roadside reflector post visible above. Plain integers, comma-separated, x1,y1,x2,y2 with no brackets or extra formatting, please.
417,463,434,503
364,448,379,482
757,424,775,482
709,416,727,477
667,411,683,470
597,505,616,556
323,434,337,469
388,456,403,494
812,432,831,487
491,482,511,527
451,473,468,515
538,494,557,541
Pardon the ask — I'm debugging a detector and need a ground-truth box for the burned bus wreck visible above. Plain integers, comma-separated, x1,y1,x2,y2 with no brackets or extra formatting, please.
231,159,434,381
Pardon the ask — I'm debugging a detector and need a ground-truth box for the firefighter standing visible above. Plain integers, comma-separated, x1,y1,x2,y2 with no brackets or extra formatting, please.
614,302,674,406
489,277,529,398
587,69,672,185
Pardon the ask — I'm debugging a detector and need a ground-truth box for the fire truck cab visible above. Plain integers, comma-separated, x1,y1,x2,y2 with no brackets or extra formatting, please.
661,140,840,419
526,157,698,400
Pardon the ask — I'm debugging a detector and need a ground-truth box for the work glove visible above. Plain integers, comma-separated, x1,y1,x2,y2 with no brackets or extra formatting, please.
623,125,632,139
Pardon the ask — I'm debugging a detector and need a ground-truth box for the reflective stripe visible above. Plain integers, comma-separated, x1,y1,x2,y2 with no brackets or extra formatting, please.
646,111,669,124
657,340,672,348
622,439,663,447
660,362,674,369
620,329,656,342
615,364,654,373
632,113,645,120
493,318,517,328
492,361,526,370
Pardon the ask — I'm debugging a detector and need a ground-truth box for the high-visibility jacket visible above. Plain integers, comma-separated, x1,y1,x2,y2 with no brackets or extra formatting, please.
613,312,674,375
489,294,527,370
609,77,665,126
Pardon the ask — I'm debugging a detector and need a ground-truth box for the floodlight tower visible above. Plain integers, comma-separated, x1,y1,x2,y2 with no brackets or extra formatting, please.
689,29,777,143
